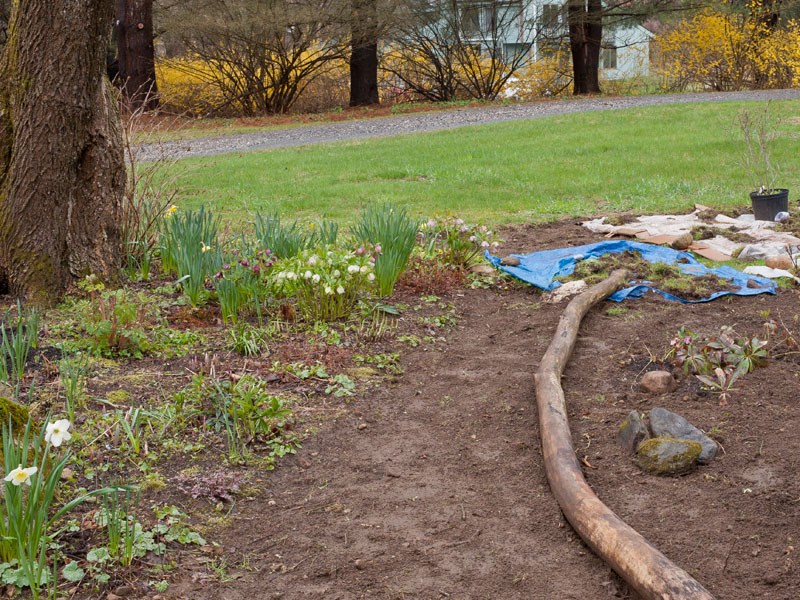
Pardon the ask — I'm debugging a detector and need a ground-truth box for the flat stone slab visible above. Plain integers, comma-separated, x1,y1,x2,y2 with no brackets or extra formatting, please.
650,407,718,464
635,438,702,476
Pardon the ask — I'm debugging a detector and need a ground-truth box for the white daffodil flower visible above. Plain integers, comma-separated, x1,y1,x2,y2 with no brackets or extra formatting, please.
347,265,359,274
367,273,375,281
312,274,321,283
303,270,312,279
337,286,345,295
45,419,73,447
5,464,37,487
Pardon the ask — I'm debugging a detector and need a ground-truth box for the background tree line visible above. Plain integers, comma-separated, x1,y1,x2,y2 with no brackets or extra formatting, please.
3,0,799,119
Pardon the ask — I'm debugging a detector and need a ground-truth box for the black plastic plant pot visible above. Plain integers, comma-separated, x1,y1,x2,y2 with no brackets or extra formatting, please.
750,188,789,221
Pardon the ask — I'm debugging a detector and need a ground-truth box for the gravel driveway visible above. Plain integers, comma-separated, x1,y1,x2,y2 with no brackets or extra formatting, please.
138,89,800,161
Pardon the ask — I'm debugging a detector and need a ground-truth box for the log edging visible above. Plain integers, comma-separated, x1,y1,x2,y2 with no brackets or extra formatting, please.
534,269,716,600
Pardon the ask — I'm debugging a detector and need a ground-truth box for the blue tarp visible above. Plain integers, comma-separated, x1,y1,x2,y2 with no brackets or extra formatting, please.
486,240,777,303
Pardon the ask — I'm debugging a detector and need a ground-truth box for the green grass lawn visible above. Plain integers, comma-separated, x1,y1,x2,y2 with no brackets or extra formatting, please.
172,99,800,226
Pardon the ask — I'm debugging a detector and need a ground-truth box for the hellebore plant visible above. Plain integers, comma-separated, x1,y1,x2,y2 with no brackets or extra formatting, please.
419,213,501,268
275,246,376,320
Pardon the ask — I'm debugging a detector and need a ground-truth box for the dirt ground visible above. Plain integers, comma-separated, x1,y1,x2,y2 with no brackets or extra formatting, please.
165,220,799,600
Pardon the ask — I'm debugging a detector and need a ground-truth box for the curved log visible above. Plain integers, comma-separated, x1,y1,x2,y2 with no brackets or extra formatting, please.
534,269,715,600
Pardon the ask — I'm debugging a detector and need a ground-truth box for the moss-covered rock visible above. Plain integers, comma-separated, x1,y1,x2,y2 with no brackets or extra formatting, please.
0,396,31,431
634,437,702,476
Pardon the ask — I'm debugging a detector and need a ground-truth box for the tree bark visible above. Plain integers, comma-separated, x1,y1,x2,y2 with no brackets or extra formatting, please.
535,270,717,600
349,0,379,106
115,0,158,110
0,0,126,305
567,0,602,95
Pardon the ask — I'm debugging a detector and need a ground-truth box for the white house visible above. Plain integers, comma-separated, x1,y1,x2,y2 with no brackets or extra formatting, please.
463,1,654,79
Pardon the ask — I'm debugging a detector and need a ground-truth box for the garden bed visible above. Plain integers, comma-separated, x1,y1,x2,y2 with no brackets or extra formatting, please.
2,219,798,600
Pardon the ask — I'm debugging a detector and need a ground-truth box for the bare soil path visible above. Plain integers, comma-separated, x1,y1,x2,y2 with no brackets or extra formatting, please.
166,221,800,600
139,89,800,161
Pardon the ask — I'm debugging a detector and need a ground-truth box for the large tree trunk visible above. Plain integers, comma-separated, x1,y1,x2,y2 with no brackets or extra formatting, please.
115,0,158,110
0,0,125,305
567,0,602,95
349,0,379,106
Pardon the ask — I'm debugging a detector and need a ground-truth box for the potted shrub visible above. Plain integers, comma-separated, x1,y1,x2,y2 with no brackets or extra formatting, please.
735,103,789,221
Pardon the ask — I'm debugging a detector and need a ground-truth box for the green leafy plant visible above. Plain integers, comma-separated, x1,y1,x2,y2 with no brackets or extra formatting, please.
253,212,309,259
101,484,140,566
1,415,119,598
275,246,376,321
212,242,273,324
325,373,355,397
419,213,501,268
78,287,154,357
308,218,339,246
207,377,297,464
228,322,271,356
160,207,220,307
696,366,742,406
353,352,403,374
118,407,144,456
0,301,39,384
668,325,770,404
352,202,419,296
159,205,219,275
59,355,89,424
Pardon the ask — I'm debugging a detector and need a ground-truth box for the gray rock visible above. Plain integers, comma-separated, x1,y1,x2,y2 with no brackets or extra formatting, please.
634,438,702,475
616,411,649,452
649,407,718,464
500,256,521,267
671,232,694,251
640,371,676,394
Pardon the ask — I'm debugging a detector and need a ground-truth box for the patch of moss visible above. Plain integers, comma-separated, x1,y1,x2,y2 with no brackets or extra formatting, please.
88,357,119,371
106,389,131,404
179,465,202,478
635,437,702,476
346,366,379,379
0,396,30,431
691,225,753,244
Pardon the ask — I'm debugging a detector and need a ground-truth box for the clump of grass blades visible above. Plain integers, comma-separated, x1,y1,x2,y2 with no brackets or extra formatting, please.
253,213,309,259
159,207,220,307
159,206,219,275
0,302,39,385
352,203,419,297
308,218,339,246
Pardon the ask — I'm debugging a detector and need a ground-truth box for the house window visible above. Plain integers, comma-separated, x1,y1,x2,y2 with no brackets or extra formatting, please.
540,3,562,35
462,4,496,37
601,45,617,70
504,42,531,59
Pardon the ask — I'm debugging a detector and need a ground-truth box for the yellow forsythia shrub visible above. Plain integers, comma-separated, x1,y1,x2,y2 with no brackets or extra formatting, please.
155,59,227,116
504,53,572,99
656,11,800,91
